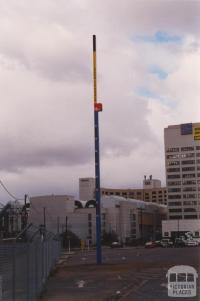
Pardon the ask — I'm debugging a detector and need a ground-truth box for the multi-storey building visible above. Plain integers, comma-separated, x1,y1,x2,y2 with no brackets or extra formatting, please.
79,178,95,201
164,123,200,220
101,176,167,205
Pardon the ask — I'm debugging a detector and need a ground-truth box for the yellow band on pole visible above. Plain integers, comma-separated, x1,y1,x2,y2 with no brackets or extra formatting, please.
93,51,97,103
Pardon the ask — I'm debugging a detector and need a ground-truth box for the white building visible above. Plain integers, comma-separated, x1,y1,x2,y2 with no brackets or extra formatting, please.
29,195,75,233
164,122,200,220
162,122,200,238
162,220,200,239
79,178,95,201
28,194,167,245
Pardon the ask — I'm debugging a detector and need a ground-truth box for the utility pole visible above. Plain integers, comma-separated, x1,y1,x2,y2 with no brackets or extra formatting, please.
93,35,103,264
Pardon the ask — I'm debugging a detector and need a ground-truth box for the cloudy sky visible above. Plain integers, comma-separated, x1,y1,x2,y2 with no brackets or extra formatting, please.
0,0,199,203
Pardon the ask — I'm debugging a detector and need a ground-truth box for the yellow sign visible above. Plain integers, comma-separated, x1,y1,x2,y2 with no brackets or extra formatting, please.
193,126,200,140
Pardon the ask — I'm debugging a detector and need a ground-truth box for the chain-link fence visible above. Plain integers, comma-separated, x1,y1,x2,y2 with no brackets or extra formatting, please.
0,238,61,301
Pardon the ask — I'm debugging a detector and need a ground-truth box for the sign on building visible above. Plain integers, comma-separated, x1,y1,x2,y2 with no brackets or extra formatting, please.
193,126,200,140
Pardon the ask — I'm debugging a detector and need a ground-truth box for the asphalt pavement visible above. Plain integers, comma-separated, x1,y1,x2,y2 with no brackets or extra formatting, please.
40,246,200,301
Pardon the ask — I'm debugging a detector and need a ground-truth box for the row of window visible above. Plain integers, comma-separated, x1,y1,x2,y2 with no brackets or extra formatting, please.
168,159,200,166
169,215,198,219
168,173,200,179
167,153,200,159
168,187,199,193
169,208,197,213
167,146,200,152
168,180,200,186
169,201,198,206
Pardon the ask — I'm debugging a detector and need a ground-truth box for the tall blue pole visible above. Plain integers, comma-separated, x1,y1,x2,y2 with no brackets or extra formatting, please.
93,35,102,264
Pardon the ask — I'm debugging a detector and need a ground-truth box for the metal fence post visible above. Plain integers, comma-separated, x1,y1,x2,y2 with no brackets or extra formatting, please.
12,242,16,301
26,243,30,301
35,242,38,298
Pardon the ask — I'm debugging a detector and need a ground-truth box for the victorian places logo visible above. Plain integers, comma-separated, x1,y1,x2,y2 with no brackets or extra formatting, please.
166,265,198,298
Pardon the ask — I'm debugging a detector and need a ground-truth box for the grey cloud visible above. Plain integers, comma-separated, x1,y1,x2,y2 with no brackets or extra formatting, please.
0,145,93,172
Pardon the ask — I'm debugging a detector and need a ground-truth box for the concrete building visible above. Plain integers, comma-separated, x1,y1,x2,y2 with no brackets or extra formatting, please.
162,122,200,239
164,123,200,220
28,194,167,245
29,195,75,234
162,220,200,240
101,176,167,205
79,178,95,201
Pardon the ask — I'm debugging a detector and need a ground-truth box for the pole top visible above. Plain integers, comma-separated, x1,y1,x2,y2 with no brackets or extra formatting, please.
93,35,96,51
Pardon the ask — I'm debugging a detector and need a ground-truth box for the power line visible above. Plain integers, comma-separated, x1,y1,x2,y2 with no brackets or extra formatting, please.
0,179,22,201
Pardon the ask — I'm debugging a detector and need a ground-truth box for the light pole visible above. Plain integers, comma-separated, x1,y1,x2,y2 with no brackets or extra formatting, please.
92,35,103,264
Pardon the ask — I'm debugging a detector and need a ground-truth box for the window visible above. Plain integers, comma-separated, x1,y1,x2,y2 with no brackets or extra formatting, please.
185,153,195,158
169,273,176,282
167,147,179,152
164,232,169,237
183,201,197,206
182,180,196,185
167,168,180,172
183,187,196,192
196,146,200,150
183,194,196,198
184,215,197,219
168,188,181,192
168,181,181,186
167,161,180,166
181,147,194,151
167,154,180,159
181,160,195,165
169,215,182,219
168,195,181,199
187,274,194,282
184,208,196,212
182,167,195,172
169,208,182,213
182,174,195,178
177,273,186,282
168,202,181,206
194,231,199,237
167,175,180,179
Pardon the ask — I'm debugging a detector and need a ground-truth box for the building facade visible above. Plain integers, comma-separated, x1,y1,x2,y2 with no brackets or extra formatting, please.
79,178,95,201
28,194,167,245
101,176,167,205
164,123,200,220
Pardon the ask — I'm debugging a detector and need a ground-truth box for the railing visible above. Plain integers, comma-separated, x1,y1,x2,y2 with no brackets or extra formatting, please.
0,238,61,300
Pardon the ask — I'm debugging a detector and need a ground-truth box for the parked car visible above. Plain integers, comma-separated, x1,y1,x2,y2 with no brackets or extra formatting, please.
145,241,158,248
174,238,186,247
160,239,173,248
185,240,198,247
110,241,123,248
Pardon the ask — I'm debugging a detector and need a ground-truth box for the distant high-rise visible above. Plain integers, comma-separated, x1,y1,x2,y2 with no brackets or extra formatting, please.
164,123,200,220
79,178,95,201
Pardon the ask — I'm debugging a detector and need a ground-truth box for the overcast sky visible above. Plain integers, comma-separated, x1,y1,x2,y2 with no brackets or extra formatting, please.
0,0,199,203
